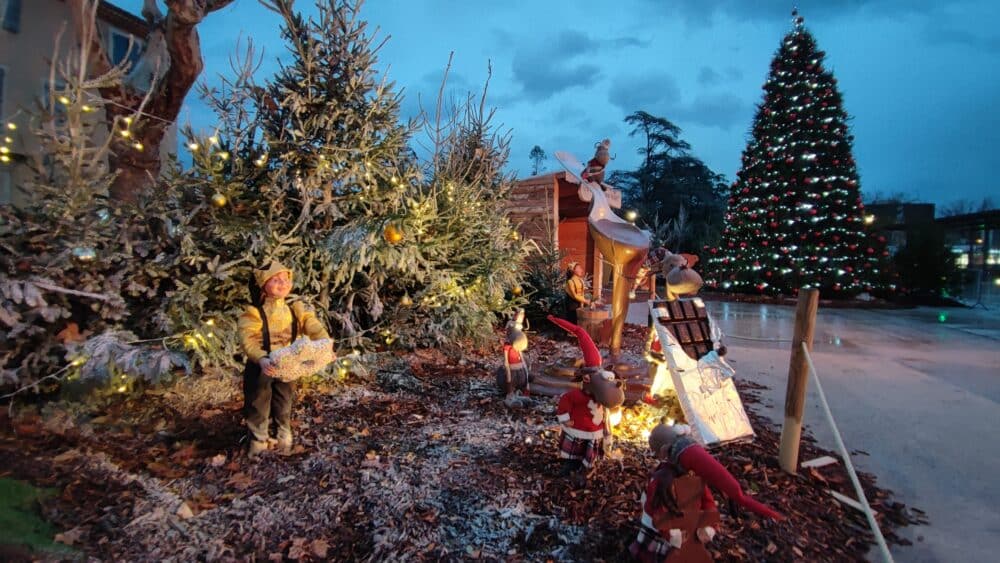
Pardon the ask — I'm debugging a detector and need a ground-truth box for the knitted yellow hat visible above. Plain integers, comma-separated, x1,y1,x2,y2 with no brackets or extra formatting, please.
254,260,293,287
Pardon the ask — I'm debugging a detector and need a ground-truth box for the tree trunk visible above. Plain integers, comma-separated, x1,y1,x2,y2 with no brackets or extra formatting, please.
69,0,234,203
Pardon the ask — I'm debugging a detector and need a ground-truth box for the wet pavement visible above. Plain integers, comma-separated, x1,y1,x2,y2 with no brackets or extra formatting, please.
627,301,1000,562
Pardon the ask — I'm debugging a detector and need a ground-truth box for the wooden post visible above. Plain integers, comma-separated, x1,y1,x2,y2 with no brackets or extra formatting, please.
778,288,820,474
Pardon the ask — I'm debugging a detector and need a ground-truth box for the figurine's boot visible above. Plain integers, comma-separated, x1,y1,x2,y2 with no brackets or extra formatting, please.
276,427,293,453
248,439,269,457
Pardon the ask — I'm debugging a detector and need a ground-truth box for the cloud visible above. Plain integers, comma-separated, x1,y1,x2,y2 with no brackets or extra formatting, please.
671,93,751,130
648,0,942,27
924,25,1000,53
608,72,750,130
608,72,682,114
510,30,649,101
697,67,722,86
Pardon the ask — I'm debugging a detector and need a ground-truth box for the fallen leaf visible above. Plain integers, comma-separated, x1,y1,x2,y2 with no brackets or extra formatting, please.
53,449,82,463
56,322,84,344
226,472,254,490
54,526,85,546
170,444,199,463
288,537,308,560
146,461,185,479
176,502,194,520
311,539,329,558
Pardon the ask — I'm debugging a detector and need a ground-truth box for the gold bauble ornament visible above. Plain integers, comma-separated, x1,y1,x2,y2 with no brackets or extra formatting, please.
210,193,228,207
512,285,523,296
400,294,413,307
383,224,404,245
72,246,97,263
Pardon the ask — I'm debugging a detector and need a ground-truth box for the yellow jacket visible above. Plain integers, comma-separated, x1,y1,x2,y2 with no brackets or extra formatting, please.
566,275,587,305
238,298,331,363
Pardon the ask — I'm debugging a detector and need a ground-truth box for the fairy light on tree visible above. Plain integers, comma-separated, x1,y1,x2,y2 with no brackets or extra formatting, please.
704,9,888,296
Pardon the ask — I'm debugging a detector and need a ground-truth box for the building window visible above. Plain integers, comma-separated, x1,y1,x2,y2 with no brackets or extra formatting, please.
109,29,144,70
2,0,22,34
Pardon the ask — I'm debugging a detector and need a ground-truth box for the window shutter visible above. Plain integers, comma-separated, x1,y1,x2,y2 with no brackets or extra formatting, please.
2,0,22,33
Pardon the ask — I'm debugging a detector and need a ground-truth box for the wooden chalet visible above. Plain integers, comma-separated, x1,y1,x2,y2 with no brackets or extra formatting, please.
509,171,623,297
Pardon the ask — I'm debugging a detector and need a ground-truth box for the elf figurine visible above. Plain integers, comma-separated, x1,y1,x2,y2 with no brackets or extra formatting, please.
238,261,334,457
496,308,531,407
631,420,784,561
548,315,625,483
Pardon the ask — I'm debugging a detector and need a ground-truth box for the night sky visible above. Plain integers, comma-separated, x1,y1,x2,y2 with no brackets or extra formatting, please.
118,0,999,207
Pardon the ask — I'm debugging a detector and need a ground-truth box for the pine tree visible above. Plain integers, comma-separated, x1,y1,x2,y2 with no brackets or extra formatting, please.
164,0,527,354
705,11,886,296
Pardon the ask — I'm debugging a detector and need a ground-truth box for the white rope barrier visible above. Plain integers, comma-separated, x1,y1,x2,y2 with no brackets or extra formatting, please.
801,342,894,563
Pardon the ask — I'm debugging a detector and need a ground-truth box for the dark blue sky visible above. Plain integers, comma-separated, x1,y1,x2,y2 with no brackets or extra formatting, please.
121,0,999,206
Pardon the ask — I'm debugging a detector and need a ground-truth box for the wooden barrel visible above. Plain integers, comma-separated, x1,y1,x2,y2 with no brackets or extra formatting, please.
577,305,610,346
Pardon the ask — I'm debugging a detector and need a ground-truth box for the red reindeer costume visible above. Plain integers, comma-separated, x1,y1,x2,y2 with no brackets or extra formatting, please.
581,139,612,184
549,315,620,473
631,421,784,562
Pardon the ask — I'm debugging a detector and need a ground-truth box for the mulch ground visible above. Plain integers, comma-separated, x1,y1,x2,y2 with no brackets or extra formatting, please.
0,326,926,561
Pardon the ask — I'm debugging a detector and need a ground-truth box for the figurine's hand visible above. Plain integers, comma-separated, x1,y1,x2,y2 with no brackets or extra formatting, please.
697,526,716,544
259,357,277,377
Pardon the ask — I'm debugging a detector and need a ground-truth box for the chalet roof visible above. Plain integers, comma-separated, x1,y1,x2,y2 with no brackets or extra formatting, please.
516,170,570,184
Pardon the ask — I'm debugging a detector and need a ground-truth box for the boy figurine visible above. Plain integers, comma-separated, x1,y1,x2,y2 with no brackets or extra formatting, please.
238,261,334,456
497,308,531,407
548,315,625,484
631,420,785,560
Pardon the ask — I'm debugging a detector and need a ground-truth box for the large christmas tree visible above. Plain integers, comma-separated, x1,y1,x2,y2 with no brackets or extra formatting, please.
705,11,885,296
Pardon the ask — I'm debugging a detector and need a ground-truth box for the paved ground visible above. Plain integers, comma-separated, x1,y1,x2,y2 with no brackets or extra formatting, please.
628,301,1000,562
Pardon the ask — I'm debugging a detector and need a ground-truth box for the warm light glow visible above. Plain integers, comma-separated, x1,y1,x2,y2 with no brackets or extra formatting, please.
205,319,215,326
124,117,133,125
133,142,144,151
58,96,71,105
0,147,8,154
625,210,638,221
0,155,10,163
6,123,16,130
218,151,230,160
120,130,131,138
117,385,128,393
975,238,984,245
994,278,1000,287
188,142,199,150
208,135,219,145
82,105,94,113
4,137,11,143
864,215,875,224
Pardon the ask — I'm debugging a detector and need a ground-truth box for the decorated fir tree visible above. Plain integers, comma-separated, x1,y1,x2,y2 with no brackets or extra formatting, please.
0,9,185,390
165,0,527,352
705,11,887,297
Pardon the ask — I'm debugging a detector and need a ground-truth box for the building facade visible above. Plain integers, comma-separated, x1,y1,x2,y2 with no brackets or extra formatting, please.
1,0,173,206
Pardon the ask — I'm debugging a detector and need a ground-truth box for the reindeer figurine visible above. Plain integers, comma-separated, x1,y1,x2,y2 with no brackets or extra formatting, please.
496,308,531,407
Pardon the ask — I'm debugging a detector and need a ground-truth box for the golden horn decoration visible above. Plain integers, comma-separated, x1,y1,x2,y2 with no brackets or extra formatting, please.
583,184,649,357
